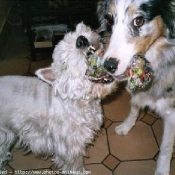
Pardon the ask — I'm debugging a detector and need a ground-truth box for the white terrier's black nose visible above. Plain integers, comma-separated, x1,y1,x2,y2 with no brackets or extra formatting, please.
104,58,118,73
76,35,90,48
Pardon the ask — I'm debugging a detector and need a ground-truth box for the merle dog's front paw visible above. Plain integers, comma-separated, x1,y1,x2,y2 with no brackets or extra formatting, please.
115,123,131,135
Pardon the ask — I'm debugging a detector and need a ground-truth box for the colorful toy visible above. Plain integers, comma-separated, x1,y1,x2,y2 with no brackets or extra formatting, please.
126,55,154,92
85,46,114,83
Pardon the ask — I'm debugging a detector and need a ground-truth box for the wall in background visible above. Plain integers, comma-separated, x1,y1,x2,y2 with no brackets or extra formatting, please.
0,0,14,57
0,0,13,33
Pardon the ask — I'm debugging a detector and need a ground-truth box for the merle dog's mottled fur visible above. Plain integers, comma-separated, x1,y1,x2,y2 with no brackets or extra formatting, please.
140,0,175,38
97,0,114,34
98,0,175,175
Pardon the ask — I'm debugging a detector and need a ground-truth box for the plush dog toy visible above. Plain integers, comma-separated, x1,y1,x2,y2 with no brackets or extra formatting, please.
126,55,154,92
85,45,114,83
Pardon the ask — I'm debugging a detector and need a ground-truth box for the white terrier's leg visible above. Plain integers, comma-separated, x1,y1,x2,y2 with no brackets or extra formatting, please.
115,103,140,135
0,128,16,170
54,152,85,173
155,115,175,175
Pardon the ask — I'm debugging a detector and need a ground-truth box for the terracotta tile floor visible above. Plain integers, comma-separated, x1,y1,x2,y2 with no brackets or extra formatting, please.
1,34,175,175
2,90,175,175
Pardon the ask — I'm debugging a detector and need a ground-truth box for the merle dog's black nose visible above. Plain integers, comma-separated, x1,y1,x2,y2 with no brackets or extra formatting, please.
104,58,118,73
76,35,90,48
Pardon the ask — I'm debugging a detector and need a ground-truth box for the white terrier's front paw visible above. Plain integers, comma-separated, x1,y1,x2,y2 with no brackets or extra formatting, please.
115,123,131,135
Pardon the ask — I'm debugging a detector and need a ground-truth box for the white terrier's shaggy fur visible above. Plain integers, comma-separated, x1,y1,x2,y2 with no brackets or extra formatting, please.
0,23,116,173
98,0,175,174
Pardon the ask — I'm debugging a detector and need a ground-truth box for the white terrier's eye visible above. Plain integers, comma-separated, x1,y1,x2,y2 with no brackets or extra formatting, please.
133,16,144,27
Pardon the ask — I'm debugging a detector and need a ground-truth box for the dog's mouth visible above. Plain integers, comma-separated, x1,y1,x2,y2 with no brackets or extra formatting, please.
85,46,114,84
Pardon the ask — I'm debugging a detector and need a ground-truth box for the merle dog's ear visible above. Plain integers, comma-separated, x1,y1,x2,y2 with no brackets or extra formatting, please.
141,0,175,38
156,0,175,38
35,67,56,85
76,35,89,48
104,13,114,33
162,1,175,39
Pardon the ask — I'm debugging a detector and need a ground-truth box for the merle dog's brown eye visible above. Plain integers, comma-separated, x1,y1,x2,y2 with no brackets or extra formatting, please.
133,16,144,27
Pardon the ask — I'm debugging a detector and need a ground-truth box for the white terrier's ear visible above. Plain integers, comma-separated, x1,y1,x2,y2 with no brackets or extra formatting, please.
76,22,86,33
35,67,56,85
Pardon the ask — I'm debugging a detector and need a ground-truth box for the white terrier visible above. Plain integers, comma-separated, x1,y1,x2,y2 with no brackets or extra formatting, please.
0,23,116,174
